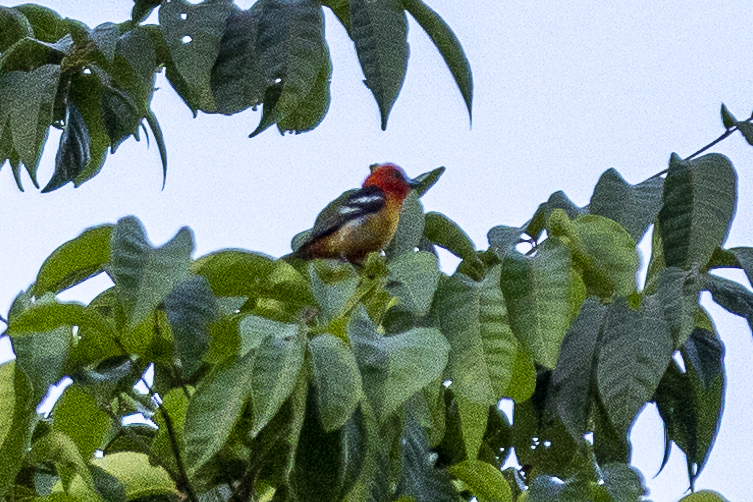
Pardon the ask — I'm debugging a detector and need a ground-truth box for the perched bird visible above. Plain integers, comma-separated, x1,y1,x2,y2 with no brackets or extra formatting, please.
291,163,418,264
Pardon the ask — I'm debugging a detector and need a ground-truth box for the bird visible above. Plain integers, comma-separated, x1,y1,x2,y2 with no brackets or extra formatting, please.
290,163,417,264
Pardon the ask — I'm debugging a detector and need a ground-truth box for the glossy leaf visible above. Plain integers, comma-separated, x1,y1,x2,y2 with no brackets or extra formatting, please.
349,307,449,419
500,240,585,368
401,0,472,122
597,296,672,433
659,153,737,270
349,0,408,130
589,167,663,243
33,224,113,296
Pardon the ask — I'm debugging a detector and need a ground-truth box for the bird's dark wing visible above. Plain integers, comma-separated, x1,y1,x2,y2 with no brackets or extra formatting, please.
308,185,386,240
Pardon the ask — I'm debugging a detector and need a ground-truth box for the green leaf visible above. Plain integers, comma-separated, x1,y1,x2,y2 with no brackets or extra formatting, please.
0,33,70,73
30,430,95,492
456,394,488,461
239,314,299,357
88,463,127,502
309,262,359,323
320,0,350,33
720,103,737,129
149,388,188,476
704,273,753,332
410,166,445,197
1,64,60,188
184,354,254,471
131,0,162,25
309,334,363,431
398,412,456,502
487,224,524,261
387,251,440,316
0,361,36,494
432,273,494,405
250,323,305,437
601,463,648,502
349,0,408,130
448,459,512,502
597,296,672,433
658,153,737,270
210,6,264,114
500,240,585,368
51,384,113,460
33,224,113,296
655,267,703,348
349,307,449,419
737,121,753,146
91,22,120,62
43,101,91,192
385,191,425,258
102,85,142,153
13,4,64,43
276,44,332,134
729,247,753,288
8,301,117,343
653,359,692,476
255,0,328,123
549,297,607,441
565,214,639,298
0,7,33,51
588,168,664,243
424,212,478,263
109,216,193,331
159,0,235,111
401,0,472,122
164,275,218,379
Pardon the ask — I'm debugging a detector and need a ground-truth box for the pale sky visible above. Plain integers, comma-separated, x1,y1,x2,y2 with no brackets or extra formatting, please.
1,1,752,500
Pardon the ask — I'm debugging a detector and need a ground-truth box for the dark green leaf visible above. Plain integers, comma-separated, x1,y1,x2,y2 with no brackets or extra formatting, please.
424,212,477,264
248,82,281,138
67,70,111,188
720,103,737,129
159,0,236,112
385,191,425,258
91,22,120,62
0,7,33,52
349,0,408,130
131,0,162,25
597,297,672,434
655,267,703,348
487,225,524,261
0,362,36,493
43,101,91,192
33,224,113,296
589,167,664,243
0,32,70,73
654,360,692,476
410,166,444,197
527,476,564,502
164,275,218,379
102,85,141,153
737,121,753,146
548,297,607,441
13,5,64,44
448,459,511,502
704,273,753,332
143,108,167,187
89,464,127,502
276,44,332,134
320,0,350,33
729,247,753,287
210,6,264,114
398,412,456,502
402,0,472,122
51,384,112,460
658,153,737,269
601,463,648,502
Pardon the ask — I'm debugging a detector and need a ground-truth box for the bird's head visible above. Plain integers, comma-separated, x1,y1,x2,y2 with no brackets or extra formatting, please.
363,163,417,200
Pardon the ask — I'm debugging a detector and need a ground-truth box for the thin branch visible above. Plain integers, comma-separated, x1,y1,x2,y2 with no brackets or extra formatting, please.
684,128,735,161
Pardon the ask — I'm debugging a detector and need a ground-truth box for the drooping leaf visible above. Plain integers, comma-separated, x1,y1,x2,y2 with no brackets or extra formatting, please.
655,267,703,348
349,0,408,130
159,0,236,112
43,101,91,192
589,167,664,243
704,273,753,333
424,211,478,264
500,240,585,368
548,297,607,441
597,296,672,434
448,459,512,502
658,153,737,270
131,0,162,25
102,85,141,153
276,44,332,134
401,0,472,122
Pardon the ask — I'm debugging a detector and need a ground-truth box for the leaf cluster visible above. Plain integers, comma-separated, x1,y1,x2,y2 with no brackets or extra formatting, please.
0,151,746,502
0,0,472,191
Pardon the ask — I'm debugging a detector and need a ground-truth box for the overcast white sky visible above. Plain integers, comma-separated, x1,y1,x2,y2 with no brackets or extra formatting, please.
2,1,752,500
